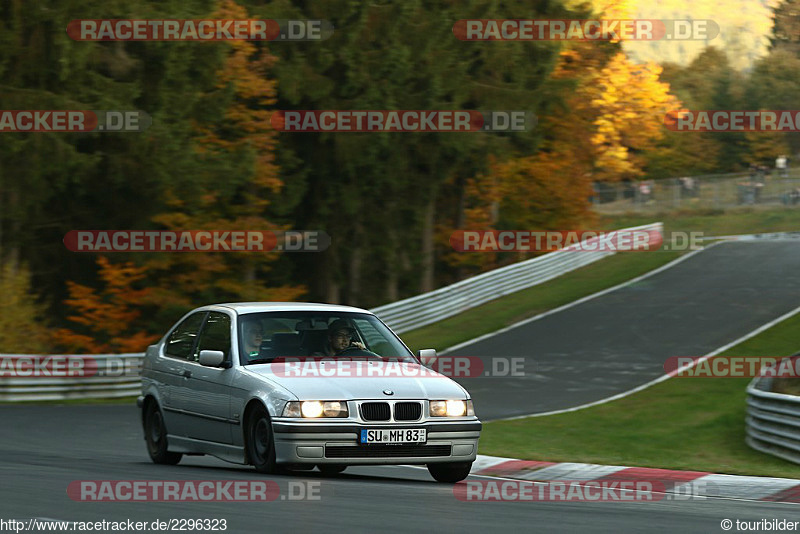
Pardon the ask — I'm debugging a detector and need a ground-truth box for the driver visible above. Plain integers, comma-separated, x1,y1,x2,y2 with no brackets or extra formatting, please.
318,319,365,356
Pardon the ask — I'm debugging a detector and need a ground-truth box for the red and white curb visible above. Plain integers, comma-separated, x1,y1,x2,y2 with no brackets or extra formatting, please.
470,455,800,503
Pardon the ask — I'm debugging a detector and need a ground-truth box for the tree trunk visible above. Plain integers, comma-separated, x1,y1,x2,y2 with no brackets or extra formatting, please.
385,225,398,302
0,169,4,268
347,243,362,306
321,243,340,303
7,188,19,276
244,263,256,284
325,281,340,304
420,197,435,293
454,174,466,280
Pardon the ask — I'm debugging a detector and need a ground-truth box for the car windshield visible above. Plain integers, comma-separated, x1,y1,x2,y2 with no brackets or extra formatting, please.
237,311,416,365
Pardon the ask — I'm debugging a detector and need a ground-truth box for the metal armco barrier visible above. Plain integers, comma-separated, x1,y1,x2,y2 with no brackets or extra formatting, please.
0,353,143,402
746,358,800,465
0,222,662,401
372,222,663,333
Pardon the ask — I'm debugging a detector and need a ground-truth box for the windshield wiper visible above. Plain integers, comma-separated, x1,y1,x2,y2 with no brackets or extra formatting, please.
246,358,275,365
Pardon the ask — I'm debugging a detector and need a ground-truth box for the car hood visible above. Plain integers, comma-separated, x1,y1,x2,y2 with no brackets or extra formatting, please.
244,360,468,400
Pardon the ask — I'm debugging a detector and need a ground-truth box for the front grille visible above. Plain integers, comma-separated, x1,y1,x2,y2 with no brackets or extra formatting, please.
360,402,390,421
394,402,422,421
325,445,452,458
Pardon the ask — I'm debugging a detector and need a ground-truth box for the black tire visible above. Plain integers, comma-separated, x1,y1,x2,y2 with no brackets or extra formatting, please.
246,405,277,474
283,463,314,472
427,462,472,483
144,402,182,465
318,464,347,475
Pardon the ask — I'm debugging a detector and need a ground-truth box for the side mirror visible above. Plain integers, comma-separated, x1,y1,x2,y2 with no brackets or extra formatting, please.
199,350,226,367
418,348,437,368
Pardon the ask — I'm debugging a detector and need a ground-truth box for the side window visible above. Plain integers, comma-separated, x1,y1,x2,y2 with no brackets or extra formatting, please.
165,312,206,360
194,312,232,363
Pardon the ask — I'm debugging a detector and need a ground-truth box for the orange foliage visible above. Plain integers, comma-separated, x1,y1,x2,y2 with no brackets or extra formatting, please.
146,0,304,306
53,257,159,354
446,39,681,273
583,53,681,181
194,0,281,206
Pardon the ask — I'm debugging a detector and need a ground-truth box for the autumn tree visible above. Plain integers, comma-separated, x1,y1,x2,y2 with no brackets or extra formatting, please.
143,0,305,320
583,53,681,181
744,49,800,156
52,257,159,353
0,260,52,353
263,0,569,302
770,0,800,55
442,0,626,275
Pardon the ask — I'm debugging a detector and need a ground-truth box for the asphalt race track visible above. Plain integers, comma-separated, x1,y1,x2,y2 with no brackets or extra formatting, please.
3,241,800,532
0,405,797,533
450,241,800,420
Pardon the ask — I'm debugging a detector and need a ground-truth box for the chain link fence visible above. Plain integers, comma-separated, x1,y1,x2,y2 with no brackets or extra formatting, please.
593,168,800,213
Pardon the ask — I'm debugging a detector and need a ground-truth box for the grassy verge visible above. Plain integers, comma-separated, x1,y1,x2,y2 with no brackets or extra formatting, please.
479,311,800,478
598,206,800,236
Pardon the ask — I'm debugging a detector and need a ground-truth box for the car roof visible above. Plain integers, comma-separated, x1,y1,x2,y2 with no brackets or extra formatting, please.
202,302,372,315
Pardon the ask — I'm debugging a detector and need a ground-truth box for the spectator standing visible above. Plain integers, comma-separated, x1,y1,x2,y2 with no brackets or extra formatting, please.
776,155,788,178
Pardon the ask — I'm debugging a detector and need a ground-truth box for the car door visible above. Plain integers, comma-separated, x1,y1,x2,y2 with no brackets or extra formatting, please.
178,311,236,444
160,311,207,437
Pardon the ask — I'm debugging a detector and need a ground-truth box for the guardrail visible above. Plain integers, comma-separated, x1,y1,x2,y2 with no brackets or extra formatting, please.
0,354,143,402
745,357,800,465
372,222,663,333
0,222,662,401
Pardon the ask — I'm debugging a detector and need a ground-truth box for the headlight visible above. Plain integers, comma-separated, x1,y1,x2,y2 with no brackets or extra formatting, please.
301,401,324,418
323,401,345,417
282,402,302,417
430,399,470,417
282,401,349,418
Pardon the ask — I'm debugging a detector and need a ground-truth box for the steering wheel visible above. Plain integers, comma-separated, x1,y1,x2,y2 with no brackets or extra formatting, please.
336,345,380,358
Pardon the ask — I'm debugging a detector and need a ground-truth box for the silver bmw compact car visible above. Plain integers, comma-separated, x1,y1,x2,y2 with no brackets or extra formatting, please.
138,302,481,482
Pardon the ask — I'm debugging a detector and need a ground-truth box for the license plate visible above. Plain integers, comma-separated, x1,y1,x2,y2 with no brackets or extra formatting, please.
360,428,426,444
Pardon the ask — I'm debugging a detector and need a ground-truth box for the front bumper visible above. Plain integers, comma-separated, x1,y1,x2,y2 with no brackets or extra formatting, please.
272,420,482,465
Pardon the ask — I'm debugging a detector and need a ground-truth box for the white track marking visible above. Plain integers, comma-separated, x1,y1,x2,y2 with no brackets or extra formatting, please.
441,243,721,355
489,302,800,422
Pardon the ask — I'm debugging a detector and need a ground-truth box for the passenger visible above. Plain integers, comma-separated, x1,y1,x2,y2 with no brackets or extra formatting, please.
242,320,264,359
